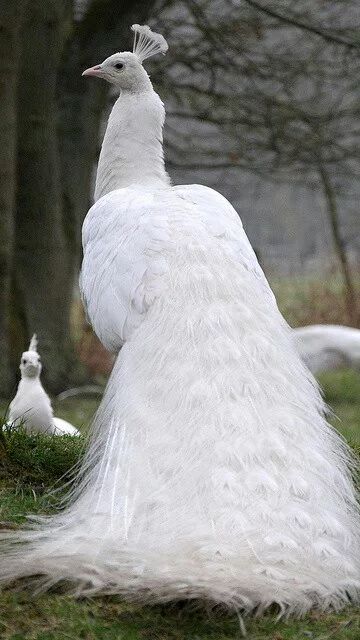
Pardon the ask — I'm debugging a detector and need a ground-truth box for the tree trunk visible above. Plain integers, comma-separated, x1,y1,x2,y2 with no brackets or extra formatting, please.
0,2,25,394
13,0,77,393
318,165,358,321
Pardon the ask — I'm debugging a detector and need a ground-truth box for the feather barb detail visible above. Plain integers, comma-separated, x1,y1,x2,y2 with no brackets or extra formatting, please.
131,24,168,63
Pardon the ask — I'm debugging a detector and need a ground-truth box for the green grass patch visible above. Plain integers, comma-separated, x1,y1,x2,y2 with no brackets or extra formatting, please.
0,482,51,524
319,370,360,449
0,427,85,524
0,593,359,640
319,370,360,407
1,427,84,486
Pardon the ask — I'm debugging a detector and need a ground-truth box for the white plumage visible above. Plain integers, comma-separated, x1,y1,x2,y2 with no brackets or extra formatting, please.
8,335,79,437
295,324,360,374
0,26,359,615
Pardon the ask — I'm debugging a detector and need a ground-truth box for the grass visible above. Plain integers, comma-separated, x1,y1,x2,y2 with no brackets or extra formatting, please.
0,594,359,640
319,370,360,450
0,370,359,638
269,273,360,329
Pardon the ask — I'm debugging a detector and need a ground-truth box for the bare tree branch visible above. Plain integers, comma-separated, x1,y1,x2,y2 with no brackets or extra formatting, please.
242,0,360,51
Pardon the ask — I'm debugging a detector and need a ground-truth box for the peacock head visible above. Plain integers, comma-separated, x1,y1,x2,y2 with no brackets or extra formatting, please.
82,24,168,92
20,334,42,379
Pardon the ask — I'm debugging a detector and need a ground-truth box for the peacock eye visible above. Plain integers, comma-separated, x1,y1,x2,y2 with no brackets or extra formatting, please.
114,62,124,70
22,359,27,364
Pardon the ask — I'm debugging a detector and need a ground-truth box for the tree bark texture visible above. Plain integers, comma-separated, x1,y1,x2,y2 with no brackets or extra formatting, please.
13,0,75,393
0,1,27,394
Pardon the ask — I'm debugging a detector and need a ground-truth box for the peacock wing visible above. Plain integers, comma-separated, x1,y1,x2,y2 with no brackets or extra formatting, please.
80,187,171,352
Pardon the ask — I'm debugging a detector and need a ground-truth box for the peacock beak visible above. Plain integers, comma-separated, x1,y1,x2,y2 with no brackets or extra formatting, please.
82,65,103,77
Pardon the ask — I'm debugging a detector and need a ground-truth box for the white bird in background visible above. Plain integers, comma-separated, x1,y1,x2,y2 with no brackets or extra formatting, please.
295,324,360,375
8,334,79,436
1,26,359,614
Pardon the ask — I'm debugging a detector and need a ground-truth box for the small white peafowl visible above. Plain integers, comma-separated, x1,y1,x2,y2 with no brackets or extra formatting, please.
294,324,360,375
8,334,79,436
0,26,359,615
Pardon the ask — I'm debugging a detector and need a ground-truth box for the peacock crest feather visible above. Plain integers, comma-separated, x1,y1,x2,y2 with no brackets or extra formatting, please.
28,333,38,353
132,24,168,63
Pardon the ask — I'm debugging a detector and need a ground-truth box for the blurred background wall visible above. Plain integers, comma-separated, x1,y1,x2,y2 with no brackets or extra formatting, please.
0,0,359,394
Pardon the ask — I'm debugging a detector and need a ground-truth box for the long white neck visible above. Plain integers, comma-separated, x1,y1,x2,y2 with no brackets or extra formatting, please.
95,89,170,200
